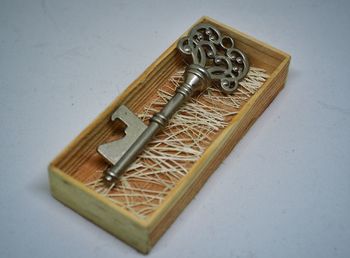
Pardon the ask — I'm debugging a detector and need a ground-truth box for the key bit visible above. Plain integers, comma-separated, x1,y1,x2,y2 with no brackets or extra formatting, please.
98,23,250,184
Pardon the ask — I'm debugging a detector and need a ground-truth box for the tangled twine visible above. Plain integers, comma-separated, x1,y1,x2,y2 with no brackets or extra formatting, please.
85,67,269,219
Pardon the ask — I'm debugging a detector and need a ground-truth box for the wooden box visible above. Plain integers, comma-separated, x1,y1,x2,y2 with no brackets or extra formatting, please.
49,16,290,254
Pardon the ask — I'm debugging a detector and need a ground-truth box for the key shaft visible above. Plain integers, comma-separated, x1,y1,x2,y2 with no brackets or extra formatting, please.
104,64,210,182
102,23,250,184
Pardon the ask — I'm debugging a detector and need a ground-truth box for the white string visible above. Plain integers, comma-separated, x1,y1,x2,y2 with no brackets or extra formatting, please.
85,67,269,219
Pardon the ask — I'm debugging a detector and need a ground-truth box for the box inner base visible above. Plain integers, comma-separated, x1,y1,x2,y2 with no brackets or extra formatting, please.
53,61,270,219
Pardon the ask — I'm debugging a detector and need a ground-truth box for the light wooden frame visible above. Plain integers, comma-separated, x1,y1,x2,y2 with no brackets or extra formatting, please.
49,16,291,254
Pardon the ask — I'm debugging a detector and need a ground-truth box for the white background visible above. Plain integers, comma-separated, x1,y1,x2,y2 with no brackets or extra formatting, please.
1,0,349,257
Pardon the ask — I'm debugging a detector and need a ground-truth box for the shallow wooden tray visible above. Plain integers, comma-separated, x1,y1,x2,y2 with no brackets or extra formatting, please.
49,16,291,254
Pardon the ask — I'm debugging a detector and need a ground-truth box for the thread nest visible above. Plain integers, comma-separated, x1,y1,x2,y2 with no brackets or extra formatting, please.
86,67,269,219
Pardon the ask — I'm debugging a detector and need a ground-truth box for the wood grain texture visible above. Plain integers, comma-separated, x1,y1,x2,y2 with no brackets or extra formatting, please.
48,16,291,253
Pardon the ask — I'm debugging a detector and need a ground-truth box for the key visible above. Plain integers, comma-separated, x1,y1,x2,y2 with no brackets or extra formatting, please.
98,23,250,184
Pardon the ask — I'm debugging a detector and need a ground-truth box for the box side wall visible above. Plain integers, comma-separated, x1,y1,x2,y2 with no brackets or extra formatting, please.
148,57,290,246
51,48,181,172
201,16,290,73
48,167,151,254
201,16,290,60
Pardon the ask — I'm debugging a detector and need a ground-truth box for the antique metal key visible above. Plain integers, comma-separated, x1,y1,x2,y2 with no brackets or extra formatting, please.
98,23,250,184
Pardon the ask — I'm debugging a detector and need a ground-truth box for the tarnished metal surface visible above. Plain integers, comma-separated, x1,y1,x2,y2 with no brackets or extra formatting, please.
98,23,250,184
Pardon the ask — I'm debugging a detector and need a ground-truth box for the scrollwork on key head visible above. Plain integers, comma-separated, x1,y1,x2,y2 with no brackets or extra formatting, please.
177,23,249,93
